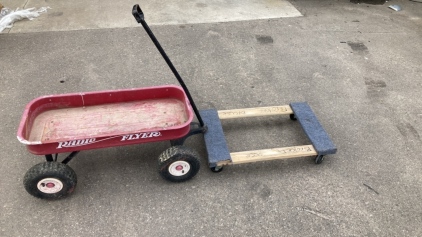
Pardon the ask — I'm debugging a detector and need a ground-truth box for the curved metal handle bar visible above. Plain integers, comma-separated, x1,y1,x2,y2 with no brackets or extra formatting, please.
132,4,205,127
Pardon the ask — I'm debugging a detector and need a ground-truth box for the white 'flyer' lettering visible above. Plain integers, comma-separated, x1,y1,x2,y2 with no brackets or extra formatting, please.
121,132,161,141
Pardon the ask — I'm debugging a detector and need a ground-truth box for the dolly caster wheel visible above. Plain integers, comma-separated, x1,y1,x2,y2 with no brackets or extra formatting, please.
210,166,223,173
315,155,324,164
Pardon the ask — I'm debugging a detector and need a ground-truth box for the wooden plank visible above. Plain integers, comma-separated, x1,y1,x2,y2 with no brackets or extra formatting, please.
221,145,317,165
218,105,293,120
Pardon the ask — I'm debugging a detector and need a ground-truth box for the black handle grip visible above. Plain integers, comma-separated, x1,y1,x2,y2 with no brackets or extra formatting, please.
132,4,144,23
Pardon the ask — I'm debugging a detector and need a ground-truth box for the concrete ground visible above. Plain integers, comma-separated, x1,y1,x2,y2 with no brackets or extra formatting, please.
1,0,422,236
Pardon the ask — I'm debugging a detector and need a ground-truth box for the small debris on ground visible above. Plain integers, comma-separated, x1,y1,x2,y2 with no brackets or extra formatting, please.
388,4,402,11
0,6,50,33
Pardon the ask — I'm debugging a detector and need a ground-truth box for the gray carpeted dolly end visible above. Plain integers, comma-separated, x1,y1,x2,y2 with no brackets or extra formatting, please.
200,102,337,172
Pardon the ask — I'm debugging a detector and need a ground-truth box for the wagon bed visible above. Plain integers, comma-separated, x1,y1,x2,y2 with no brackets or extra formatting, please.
29,98,188,143
17,85,194,155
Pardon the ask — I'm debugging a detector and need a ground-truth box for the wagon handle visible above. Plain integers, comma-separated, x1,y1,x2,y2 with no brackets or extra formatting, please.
132,4,205,128
132,4,144,23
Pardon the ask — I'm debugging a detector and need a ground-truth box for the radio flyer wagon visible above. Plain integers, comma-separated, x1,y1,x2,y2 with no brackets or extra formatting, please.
16,5,337,199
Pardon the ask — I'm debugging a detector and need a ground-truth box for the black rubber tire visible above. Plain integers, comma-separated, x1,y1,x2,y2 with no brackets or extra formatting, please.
290,114,297,121
158,146,200,182
210,166,224,173
315,155,324,164
23,162,77,199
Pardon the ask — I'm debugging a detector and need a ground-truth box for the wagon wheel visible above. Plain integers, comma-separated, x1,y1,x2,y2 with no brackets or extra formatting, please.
23,162,77,199
158,146,200,182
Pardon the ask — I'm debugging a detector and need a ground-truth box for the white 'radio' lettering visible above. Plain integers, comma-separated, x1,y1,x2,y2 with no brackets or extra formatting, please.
57,138,96,149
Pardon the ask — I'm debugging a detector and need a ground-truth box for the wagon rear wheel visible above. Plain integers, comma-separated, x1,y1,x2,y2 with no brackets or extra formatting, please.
23,162,77,199
158,146,200,182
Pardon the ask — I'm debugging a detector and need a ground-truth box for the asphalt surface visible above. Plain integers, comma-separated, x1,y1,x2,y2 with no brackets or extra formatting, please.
1,0,422,236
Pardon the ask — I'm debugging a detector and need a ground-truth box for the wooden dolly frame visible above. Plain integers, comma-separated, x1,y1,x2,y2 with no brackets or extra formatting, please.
200,103,337,171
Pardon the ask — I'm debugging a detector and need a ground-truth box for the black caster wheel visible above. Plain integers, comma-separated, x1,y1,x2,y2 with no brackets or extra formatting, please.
315,155,324,164
158,146,200,182
23,162,77,199
210,166,223,173
290,114,297,121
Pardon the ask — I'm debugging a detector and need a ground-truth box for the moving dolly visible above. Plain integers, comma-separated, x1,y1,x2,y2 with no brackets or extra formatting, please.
16,5,336,199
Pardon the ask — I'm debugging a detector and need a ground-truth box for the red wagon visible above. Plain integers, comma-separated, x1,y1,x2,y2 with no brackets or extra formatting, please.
17,85,207,199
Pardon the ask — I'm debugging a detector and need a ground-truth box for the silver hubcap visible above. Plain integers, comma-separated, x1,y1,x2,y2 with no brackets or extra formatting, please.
37,178,63,194
168,161,190,176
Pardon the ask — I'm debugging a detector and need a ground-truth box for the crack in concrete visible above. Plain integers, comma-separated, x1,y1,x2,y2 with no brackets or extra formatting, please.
298,207,334,221
23,0,30,9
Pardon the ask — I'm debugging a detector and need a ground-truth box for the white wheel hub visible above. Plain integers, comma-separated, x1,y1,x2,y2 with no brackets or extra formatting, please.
168,161,190,176
37,178,63,194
